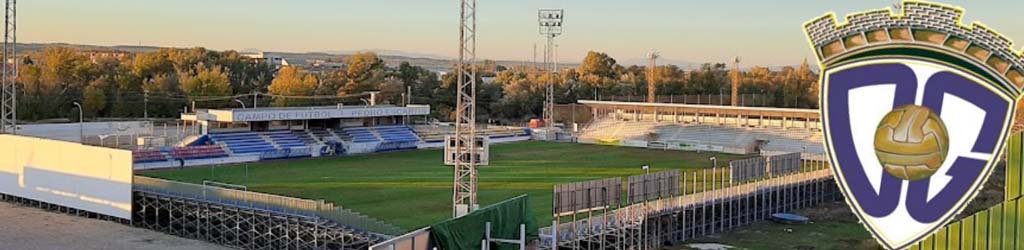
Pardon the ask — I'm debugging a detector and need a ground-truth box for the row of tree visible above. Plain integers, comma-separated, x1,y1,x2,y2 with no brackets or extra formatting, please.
13,47,818,124
481,52,819,122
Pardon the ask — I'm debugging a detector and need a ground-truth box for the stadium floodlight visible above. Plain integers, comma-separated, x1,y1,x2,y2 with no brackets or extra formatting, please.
538,9,564,38
451,0,482,218
538,8,564,141
0,0,16,134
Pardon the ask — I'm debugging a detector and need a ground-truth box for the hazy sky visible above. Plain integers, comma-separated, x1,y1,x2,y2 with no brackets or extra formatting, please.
19,0,1024,66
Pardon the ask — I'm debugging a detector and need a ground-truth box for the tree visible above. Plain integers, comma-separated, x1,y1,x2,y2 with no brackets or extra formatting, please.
397,62,441,105
316,70,347,97
144,74,185,117
268,66,318,106
345,52,384,80
17,47,96,120
180,65,232,107
82,80,107,117
216,50,274,95
338,52,387,96
578,51,617,79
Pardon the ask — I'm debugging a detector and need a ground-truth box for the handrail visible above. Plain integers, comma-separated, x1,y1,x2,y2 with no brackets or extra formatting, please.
133,176,405,236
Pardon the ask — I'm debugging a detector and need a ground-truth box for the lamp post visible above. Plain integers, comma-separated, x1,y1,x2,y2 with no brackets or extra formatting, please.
72,102,83,142
709,156,718,168
234,99,246,109
642,165,650,175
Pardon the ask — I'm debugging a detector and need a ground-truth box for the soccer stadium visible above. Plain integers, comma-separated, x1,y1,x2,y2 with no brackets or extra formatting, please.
5,1,1024,250
3,97,837,250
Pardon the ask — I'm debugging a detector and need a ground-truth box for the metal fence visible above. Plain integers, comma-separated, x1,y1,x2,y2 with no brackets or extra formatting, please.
133,176,405,236
597,94,774,107
542,153,835,250
368,227,432,250
908,133,1024,249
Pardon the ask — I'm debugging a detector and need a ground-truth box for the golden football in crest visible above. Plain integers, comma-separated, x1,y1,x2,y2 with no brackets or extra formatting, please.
874,105,949,181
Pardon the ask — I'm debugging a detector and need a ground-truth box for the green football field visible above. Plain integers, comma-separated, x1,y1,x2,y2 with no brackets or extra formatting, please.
141,141,746,231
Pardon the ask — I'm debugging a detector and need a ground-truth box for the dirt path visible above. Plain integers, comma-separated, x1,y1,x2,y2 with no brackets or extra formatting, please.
0,202,231,250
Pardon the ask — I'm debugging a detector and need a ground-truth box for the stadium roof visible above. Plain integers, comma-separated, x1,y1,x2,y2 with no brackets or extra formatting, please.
578,100,820,118
182,104,431,123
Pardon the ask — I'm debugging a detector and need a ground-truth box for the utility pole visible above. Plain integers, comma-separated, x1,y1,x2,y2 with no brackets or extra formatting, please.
539,9,563,141
731,57,741,106
451,0,479,218
532,43,537,69
647,51,659,103
0,0,15,134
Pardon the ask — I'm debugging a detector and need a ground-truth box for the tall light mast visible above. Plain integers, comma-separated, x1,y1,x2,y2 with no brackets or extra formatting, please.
0,0,15,134
538,9,563,141
731,56,741,106
646,51,659,103
451,0,479,217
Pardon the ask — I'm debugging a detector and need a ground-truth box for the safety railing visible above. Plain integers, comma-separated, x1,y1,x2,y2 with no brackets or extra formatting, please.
133,176,405,236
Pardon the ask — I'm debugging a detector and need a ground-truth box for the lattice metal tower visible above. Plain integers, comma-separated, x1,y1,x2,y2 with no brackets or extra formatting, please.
451,0,478,217
0,0,15,134
646,51,659,103
731,57,741,106
538,9,563,141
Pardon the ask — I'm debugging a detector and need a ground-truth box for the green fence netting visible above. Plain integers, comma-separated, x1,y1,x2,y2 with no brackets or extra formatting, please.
430,195,538,250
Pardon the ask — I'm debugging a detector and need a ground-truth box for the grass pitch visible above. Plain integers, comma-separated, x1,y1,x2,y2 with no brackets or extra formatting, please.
142,141,745,230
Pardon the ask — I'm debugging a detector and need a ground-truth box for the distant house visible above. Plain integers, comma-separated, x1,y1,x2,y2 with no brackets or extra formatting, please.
281,58,306,67
311,60,346,70
78,50,131,63
241,51,285,66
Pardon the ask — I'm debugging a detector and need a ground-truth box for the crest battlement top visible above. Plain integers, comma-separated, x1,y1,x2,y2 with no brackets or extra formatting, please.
804,1,1023,93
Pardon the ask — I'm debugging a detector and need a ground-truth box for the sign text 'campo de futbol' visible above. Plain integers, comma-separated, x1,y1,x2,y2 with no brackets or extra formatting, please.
232,106,431,122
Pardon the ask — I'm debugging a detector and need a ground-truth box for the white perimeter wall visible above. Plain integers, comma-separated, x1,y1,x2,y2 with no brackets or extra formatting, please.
0,134,133,220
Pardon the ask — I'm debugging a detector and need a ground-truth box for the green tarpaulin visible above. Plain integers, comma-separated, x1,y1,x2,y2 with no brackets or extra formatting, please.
430,195,539,250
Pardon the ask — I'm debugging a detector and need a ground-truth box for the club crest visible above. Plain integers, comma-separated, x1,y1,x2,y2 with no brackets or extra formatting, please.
804,1,1024,249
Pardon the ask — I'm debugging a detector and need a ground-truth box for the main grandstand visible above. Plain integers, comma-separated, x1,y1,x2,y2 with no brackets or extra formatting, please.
132,103,531,170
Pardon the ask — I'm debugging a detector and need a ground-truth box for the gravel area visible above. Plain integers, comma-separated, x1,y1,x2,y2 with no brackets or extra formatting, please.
0,202,231,250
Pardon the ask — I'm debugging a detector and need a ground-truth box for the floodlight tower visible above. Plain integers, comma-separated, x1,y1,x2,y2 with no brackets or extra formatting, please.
538,9,563,141
451,0,479,218
731,57,741,106
647,51,659,103
0,0,15,134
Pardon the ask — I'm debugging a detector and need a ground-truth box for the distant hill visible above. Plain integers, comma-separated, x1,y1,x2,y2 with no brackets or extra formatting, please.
12,42,807,73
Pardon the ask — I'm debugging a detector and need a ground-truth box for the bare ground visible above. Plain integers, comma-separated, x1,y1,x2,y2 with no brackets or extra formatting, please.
0,202,231,250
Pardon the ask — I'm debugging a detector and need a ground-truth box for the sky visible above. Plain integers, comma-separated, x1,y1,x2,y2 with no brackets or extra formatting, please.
19,0,1024,67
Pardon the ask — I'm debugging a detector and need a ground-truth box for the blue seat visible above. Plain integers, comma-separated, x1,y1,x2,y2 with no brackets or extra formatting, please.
210,131,283,154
